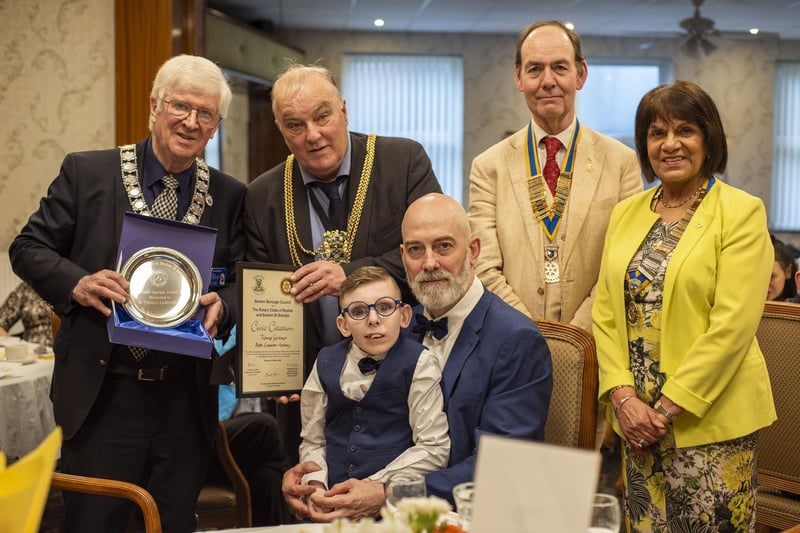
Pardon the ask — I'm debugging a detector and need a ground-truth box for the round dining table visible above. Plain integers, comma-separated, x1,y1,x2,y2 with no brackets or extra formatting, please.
0,357,56,460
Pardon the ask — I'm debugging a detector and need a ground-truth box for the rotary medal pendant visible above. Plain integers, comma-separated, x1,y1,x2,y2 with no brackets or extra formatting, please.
626,300,644,327
317,230,348,264
625,276,646,326
544,244,560,283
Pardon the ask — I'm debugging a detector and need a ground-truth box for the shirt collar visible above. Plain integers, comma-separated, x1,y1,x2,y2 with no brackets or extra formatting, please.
299,134,352,186
531,116,577,149
346,340,388,362
422,275,483,330
143,138,195,190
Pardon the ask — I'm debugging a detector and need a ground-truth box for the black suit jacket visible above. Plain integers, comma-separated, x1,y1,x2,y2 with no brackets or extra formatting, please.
244,132,441,371
9,140,246,442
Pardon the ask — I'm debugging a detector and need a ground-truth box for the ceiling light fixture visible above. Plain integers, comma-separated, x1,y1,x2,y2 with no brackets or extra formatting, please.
749,28,759,35
374,18,385,28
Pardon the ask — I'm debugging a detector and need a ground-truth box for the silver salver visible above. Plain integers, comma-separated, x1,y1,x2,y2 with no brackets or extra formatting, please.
120,246,203,328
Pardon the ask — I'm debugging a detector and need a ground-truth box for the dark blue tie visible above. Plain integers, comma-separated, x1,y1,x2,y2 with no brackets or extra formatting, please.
358,357,382,374
311,176,347,230
412,313,449,340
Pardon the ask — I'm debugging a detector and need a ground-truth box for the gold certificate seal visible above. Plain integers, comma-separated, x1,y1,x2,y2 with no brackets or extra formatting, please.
280,278,293,295
121,246,203,328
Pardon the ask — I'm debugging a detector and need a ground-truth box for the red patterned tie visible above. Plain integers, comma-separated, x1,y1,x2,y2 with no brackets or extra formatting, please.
542,137,562,196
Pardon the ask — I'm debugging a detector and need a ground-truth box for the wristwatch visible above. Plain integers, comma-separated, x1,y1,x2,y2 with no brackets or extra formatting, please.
653,399,676,422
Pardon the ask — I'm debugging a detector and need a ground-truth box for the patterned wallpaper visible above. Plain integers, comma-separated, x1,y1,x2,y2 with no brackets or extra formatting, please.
0,0,114,253
273,29,800,213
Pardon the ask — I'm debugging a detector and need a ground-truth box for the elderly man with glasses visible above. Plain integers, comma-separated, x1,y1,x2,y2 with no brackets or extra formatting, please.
10,54,245,533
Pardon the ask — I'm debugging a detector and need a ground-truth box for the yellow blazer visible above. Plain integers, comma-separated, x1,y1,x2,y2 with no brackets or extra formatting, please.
469,124,641,331
593,179,777,447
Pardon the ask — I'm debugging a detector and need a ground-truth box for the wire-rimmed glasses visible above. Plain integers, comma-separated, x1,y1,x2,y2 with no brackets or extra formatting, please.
162,99,220,127
340,297,403,320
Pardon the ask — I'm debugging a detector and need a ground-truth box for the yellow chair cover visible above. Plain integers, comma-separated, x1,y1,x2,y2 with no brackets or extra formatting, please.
0,427,62,533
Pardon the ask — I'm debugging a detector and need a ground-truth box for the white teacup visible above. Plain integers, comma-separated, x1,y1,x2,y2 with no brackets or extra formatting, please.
5,344,29,361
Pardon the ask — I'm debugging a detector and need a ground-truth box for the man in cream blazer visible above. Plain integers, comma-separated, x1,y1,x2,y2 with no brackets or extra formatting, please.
469,21,642,332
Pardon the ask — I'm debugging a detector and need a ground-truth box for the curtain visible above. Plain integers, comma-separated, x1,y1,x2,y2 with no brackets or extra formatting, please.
341,54,464,203
771,62,800,231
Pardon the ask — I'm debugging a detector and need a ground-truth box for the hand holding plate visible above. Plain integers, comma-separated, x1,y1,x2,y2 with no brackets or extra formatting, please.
73,269,129,316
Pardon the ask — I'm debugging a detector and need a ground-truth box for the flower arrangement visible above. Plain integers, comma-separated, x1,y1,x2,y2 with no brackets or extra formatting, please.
323,496,467,533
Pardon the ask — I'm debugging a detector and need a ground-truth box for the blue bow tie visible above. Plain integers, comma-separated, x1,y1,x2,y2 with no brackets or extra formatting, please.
412,313,448,340
358,357,382,374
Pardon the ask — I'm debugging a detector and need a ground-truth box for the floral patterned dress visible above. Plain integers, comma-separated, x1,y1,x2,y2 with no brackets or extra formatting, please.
622,220,757,533
0,282,53,346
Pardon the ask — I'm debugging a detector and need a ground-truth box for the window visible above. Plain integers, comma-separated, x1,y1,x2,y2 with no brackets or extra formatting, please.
341,54,464,203
771,62,800,231
577,59,673,149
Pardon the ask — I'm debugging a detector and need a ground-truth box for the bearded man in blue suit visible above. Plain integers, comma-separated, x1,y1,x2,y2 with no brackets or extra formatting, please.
282,193,553,520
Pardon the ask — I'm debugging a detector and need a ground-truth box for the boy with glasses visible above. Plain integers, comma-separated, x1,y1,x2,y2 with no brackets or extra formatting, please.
297,266,449,504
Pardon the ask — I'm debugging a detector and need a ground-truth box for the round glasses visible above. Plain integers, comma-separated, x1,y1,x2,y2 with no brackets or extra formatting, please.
162,99,220,127
340,297,403,320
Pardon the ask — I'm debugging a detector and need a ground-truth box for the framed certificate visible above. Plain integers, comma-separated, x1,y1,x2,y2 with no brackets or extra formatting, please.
236,262,305,396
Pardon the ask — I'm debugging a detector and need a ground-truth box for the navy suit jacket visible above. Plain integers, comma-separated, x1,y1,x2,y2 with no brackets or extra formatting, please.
416,286,553,501
9,140,246,443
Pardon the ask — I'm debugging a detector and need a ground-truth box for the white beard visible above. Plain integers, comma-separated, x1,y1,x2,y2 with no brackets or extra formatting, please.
410,251,472,314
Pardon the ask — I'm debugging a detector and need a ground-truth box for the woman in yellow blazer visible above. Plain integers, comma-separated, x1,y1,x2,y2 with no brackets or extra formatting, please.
593,81,776,533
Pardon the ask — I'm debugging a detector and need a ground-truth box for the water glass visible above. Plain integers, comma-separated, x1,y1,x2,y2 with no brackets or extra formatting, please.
588,493,621,533
385,472,427,509
452,481,475,531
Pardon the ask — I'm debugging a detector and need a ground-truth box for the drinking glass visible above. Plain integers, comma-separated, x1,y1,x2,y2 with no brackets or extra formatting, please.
452,481,475,531
385,472,427,509
588,493,621,533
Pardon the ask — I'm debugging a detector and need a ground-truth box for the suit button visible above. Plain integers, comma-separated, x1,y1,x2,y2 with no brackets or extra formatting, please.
347,464,355,471
355,406,362,413
537,287,545,296
353,424,361,432
350,444,358,452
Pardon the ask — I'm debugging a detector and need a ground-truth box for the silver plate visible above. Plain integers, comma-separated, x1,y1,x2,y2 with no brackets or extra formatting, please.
120,247,203,328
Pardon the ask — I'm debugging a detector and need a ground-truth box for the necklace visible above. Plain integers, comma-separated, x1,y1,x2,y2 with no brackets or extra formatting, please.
284,134,376,266
654,180,706,209
119,144,211,225
628,177,712,326
525,121,581,284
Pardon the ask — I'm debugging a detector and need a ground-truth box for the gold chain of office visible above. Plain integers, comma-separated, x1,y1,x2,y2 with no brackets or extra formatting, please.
284,134,376,266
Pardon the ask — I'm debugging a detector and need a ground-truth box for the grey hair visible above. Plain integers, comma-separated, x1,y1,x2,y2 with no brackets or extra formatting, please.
149,54,232,131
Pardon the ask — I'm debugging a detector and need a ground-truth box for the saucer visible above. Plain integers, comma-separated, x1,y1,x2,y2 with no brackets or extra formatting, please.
3,354,38,365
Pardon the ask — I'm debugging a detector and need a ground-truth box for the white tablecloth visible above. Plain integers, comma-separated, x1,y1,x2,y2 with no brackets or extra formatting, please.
0,358,56,459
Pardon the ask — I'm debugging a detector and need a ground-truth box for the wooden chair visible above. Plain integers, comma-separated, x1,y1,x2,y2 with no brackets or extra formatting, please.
49,313,251,530
754,301,800,532
51,472,162,533
195,419,252,530
536,320,598,449
780,525,800,533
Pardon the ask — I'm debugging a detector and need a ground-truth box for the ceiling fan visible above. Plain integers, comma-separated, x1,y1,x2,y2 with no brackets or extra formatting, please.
679,0,720,55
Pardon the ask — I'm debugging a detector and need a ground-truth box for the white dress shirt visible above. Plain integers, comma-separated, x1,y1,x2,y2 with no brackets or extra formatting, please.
417,276,484,367
299,341,450,487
